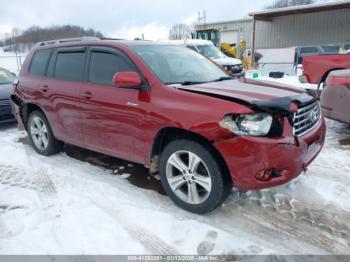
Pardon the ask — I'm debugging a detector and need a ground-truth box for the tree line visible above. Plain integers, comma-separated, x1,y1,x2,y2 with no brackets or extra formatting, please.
0,25,104,52
265,0,315,9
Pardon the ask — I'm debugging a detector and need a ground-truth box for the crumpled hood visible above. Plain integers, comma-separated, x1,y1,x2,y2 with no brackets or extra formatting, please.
178,78,312,111
211,56,242,66
0,83,12,100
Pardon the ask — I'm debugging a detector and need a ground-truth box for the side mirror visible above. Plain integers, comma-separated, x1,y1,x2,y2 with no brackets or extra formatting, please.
113,72,142,89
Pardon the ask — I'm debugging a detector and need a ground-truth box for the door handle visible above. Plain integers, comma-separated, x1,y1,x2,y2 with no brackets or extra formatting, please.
82,91,93,99
126,102,139,106
40,85,49,92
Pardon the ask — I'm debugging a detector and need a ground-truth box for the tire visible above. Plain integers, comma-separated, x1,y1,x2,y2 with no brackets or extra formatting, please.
159,139,232,214
27,110,63,156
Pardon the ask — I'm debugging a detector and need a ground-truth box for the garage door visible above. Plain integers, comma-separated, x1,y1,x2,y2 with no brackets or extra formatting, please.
220,31,238,45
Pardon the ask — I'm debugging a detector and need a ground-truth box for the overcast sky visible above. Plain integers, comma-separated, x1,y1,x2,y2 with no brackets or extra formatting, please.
0,0,274,40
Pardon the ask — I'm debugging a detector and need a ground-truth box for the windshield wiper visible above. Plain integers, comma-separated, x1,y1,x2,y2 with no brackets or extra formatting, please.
165,77,233,86
165,81,206,86
181,81,207,85
210,76,234,82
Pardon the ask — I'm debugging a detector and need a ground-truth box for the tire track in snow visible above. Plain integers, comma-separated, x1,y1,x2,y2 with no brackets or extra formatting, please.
220,191,350,254
0,154,178,254
243,189,350,242
242,206,348,253
0,164,56,194
91,200,180,255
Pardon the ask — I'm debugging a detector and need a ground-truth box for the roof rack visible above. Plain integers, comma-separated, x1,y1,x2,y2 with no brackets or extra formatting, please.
35,37,100,47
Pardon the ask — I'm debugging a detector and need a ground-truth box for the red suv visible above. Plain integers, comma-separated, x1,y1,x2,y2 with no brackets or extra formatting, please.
11,38,326,213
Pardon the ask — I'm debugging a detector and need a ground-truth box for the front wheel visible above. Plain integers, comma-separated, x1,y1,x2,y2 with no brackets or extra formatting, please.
27,111,63,156
159,139,231,214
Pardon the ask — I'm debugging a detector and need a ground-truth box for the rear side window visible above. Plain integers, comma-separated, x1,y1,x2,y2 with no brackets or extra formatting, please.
54,52,85,81
88,52,132,85
29,49,52,76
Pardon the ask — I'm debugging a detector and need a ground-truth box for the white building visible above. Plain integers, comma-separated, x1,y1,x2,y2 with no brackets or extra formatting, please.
195,0,350,49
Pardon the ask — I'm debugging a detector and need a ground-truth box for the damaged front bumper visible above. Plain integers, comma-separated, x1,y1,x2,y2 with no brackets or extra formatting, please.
214,117,326,190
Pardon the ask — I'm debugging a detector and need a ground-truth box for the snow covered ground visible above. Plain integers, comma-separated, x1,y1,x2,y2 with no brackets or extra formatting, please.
0,119,349,255
0,49,27,75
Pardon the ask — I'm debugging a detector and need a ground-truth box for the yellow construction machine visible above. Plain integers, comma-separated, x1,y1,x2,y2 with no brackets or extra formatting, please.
220,41,247,59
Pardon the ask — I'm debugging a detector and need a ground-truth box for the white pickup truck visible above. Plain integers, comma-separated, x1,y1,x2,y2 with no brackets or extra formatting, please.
167,39,245,77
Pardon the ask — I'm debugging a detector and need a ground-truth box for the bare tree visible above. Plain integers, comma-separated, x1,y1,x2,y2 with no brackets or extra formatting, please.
169,23,192,40
266,0,315,9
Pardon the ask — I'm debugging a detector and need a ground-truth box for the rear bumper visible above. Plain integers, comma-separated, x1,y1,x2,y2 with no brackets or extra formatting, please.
0,117,16,124
0,101,16,124
214,118,326,190
10,99,25,130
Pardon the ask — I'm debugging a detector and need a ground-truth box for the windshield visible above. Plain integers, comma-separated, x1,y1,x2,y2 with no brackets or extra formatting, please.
0,69,15,84
132,45,228,85
197,45,223,59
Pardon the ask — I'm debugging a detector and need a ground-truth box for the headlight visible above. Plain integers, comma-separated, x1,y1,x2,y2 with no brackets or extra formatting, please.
220,113,273,136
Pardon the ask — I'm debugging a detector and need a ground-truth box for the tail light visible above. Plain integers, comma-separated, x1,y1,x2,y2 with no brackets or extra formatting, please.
326,76,350,86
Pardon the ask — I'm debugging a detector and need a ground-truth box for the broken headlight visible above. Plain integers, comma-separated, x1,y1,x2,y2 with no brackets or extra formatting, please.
220,113,273,136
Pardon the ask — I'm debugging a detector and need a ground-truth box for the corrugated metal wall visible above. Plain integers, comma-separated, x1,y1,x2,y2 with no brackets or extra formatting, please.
255,9,350,48
195,8,350,49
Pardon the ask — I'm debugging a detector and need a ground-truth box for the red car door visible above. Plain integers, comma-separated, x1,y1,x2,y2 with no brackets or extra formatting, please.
44,47,86,145
80,47,147,163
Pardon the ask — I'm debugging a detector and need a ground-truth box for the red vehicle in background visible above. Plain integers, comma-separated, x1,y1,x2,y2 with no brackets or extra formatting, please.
321,69,350,124
300,54,350,85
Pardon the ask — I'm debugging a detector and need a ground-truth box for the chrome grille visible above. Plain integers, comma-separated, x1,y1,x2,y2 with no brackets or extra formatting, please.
293,101,321,137
224,64,243,74
0,99,11,106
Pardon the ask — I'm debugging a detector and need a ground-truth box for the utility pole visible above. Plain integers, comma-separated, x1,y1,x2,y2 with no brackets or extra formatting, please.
12,29,20,73
251,16,256,69
198,10,206,25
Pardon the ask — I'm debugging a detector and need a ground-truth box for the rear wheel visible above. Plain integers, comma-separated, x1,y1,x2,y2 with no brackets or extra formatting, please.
159,139,231,214
27,111,63,155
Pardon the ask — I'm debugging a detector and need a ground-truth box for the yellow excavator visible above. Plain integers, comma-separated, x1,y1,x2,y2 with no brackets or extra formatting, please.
195,29,255,70
220,41,247,59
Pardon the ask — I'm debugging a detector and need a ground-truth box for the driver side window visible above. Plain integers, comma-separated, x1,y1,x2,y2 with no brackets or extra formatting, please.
88,52,132,85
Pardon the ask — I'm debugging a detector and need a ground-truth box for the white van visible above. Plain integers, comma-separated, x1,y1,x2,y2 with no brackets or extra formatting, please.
168,39,244,77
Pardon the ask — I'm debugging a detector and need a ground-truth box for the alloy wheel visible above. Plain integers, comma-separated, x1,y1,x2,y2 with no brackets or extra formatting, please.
165,150,212,205
30,116,49,151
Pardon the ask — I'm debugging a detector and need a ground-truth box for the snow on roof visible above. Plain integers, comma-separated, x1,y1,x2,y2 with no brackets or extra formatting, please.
195,18,252,27
249,0,350,19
